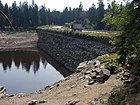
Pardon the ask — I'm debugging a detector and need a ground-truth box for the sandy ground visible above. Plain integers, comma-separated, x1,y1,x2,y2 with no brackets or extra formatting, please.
0,31,123,105
0,31,38,50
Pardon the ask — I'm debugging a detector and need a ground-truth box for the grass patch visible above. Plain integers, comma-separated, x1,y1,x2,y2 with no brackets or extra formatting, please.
37,25,119,45
37,25,119,39
96,53,124,73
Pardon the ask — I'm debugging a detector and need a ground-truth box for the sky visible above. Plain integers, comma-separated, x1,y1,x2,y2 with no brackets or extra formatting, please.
1,0,109,11
1,0,125,11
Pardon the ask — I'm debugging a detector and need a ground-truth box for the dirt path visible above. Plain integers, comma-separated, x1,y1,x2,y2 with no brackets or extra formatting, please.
0,73,123,105
0,31,123,105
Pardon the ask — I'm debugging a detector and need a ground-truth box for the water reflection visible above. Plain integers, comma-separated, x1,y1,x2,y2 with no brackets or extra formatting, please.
0,50,48,74
0,49,72,94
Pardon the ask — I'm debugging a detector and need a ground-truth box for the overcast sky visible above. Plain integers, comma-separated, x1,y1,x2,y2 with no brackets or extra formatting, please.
1,0,125,11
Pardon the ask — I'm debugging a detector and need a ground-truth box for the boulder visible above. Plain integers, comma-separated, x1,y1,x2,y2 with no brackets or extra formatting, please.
90,72,97,79
96,75,104,83
0,86,6,94
102,69,111,78
95,68,102,73
77,61,87,69
77,59,111,85
0,86,6,98
88,77,96,85
65,100,80,105
94,60,100,68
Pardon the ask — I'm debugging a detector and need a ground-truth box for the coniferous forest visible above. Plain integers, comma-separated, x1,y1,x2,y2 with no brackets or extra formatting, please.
0,0,113,30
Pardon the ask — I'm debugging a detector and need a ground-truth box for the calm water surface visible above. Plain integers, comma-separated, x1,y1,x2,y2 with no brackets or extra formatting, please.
0,50,71,94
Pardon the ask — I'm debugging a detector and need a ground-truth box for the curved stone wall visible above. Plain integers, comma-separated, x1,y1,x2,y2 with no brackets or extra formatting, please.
37,30,113,72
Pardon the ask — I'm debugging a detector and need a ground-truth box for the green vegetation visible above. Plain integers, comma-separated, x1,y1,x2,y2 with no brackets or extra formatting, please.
0,0,139,78
0,0,106,30
37,26,117,45
103,0,140,78
114,0,140,77
102,1,129,31
96,53,123,73
108,87,126,105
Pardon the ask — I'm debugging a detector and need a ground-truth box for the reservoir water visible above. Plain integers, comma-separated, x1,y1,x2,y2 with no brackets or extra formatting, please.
0,49,71,94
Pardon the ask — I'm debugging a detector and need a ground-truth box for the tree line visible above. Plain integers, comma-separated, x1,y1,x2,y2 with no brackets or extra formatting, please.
0,0,107,30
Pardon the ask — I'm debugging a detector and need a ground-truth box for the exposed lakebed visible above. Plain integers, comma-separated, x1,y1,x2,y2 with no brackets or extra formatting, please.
0,49,71,94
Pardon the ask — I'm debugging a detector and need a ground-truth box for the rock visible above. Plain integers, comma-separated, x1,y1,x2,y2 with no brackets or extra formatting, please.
65,100,80,105
56,84,60,87
96,75,104,83
116,70,130,81
88,80,95,85
102,69,111,78
49,85,55,89
44,85,50,89
0,86,6,94
16,93,25,98
38,100,47,104
28,100,47,105
94,60,100,68
0,86,6,98
123,71,130,78
100,64,105,69
76,69,82,73
121,76,129,80
85,70,91,74
88,77,96,85
92,69,96,72
71,85,75,88
28,100,37,105
84,85,89,88
87,61,92,65
84,74,90,79
77,59,112,85
90,72,97,79
8,94,15,97
77,61,87,69
95,68,102,73
0,86,4,91
79,76,83,80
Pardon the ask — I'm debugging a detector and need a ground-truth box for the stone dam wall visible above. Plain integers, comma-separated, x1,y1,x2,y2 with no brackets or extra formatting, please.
37,30,113,72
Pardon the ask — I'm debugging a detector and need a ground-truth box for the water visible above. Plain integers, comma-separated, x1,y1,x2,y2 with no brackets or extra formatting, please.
0,49,71,94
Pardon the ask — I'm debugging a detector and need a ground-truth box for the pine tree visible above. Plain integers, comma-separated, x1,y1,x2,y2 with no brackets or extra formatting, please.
115,0,140,77
96,0,105,30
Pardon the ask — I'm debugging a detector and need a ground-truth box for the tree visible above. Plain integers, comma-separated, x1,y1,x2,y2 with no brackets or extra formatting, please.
34,4,39,26
78,2,85,21
11,1,18,27
0,0,3,11
96,0,105,30
22,1,30,27
115,0,140,77
39,5,47,25
83,18,94,29
0,0,4,29
4,3,8,16
87,3,97,26
61,7,69,24
102,0,129,31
